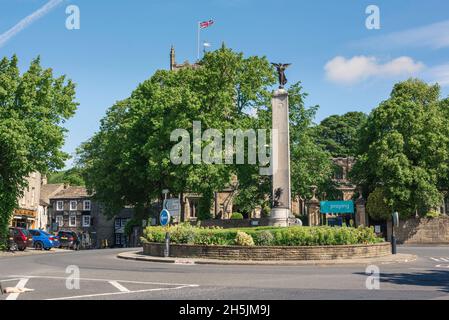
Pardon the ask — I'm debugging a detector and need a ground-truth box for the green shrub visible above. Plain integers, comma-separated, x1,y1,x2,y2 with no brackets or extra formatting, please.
142,224,383,246
230,212,244,220
426,211,440,218
255,230,274,246
235,231,255,246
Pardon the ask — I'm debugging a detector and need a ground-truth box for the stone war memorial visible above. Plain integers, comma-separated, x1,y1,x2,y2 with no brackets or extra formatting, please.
140,63,391,262
269,63,293,227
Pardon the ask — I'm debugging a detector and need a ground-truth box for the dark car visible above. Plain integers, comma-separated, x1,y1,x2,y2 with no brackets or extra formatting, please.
57,231,80,250
9,227,33,251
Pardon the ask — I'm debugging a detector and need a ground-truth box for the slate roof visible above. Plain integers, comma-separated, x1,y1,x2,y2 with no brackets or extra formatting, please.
51,186,91,200
40,184,64,203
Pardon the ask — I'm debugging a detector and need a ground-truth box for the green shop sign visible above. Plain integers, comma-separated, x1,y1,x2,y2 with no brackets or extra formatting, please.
320,201,354,214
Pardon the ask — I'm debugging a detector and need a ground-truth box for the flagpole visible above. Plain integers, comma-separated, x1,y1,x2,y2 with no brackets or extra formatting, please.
197,21,200,61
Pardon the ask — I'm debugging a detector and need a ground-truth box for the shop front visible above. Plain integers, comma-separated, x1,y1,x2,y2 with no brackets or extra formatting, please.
11,209,37,229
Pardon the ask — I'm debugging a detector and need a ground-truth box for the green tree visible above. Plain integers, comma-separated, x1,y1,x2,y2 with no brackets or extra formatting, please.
352,79,449,218
77,47,334,219
78,46,275,218
0,56,77,246
366,187,392,220
47,167,85,186
315,112,367,157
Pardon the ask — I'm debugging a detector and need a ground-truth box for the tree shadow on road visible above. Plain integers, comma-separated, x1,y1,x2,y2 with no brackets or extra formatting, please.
355,269,449,293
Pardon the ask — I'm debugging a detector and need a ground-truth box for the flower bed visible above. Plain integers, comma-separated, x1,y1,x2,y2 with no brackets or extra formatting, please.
142,224,384,247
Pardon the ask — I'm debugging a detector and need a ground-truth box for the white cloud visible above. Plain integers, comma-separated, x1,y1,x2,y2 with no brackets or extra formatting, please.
427,64,449,87
360,20,449,50
0,0,64,48
324,56,425,85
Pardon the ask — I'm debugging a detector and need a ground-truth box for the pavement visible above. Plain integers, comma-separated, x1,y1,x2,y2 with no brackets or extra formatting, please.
0,245,449,300
0,247,70,258
117,250,417,266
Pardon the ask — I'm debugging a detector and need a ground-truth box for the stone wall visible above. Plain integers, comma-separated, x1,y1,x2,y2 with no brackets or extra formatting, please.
143,242,391,261
387,216,449,244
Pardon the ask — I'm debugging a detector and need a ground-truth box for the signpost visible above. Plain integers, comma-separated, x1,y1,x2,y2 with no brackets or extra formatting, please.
320,201,354,214
391,211,399,255
160,209,171,226
160,209,171,257
163,198,181,218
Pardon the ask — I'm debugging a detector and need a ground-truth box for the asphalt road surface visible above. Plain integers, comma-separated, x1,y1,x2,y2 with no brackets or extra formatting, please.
1,246,448,300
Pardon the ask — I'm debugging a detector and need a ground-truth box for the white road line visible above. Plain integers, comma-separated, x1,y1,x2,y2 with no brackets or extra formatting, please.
8,275,196,287
440,258,449,262
5,278,29,300
109,281,130,292
430,257,441,262
0,278,22,283
46,285,198,300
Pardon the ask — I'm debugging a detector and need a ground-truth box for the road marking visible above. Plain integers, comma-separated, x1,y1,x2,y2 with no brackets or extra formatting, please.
46,285,198,300
6,275,199,300
5,278,29,300
108,281,130,292
436,264,449,269
0,278,22,283
9,275,196,287
430,257,441,262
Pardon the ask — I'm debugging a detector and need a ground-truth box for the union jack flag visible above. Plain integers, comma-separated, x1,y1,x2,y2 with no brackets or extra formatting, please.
200,20,214,29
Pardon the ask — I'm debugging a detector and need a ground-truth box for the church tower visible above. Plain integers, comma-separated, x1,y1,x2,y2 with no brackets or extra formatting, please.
170,45,176,71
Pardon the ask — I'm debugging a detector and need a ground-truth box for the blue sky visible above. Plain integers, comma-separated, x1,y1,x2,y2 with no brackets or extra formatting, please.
1,0,449,167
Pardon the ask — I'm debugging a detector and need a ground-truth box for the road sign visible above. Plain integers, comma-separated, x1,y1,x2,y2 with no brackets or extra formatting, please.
160,209,170,226
392,211,399,227
163,198,181,217
320,201,354,214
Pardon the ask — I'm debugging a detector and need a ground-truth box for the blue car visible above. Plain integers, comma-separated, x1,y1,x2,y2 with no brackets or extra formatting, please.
28,229,60,250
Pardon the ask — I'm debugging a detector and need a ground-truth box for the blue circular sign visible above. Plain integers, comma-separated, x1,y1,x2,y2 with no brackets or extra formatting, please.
160,209,170,226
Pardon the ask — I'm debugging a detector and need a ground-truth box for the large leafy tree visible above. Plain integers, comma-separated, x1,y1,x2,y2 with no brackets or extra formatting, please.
315,112,367,157
352,79,449,218
0,56,77,245
78,47,334,219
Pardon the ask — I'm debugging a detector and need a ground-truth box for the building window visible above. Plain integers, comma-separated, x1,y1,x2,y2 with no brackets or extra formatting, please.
115,234,122,246
82,215,91,227
56,201,64,211
69,214,76,227
70,201,77,211
121,219,128,228
83,200,91,211
56,216,64,227
115,219,121,230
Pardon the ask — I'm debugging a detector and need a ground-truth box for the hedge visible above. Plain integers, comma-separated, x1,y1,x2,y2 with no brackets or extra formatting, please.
142,224,384,246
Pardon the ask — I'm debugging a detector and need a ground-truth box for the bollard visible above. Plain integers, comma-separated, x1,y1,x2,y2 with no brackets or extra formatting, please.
164,232,170,258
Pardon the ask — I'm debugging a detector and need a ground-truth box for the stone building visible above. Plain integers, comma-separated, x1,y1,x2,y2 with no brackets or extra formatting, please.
11,172,42,229
170,46,199,71
332,157,356,200
46,185,140,248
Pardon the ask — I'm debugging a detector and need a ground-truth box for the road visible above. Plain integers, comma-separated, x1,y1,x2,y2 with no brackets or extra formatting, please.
1,246,448,300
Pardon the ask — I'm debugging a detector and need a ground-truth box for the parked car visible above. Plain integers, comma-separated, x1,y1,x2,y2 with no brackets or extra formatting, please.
57,231,80,250
28,229,60,250
9,227,33,251
7,228,18,252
